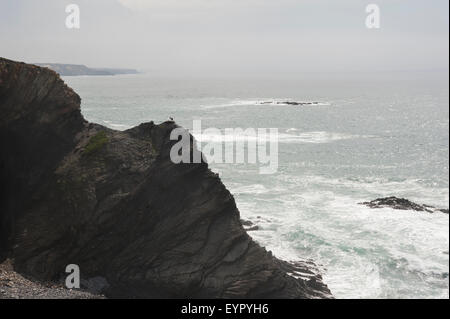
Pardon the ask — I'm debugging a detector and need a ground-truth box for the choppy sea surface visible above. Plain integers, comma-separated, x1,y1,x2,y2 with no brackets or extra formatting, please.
64,71,449,299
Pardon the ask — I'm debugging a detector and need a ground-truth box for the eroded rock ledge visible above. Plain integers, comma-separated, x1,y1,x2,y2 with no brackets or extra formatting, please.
0,58,332,298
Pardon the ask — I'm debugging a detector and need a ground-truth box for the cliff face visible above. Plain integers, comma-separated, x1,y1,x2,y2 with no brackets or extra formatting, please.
0,58,332,298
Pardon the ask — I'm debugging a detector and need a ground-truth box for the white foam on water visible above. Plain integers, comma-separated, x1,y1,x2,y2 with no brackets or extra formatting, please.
320,197,449,298
231,184,270,195
229,175,449,299
102,120,132,130
299,175,449,208
201,99,331,109
201,100,261,109
194,131,360,144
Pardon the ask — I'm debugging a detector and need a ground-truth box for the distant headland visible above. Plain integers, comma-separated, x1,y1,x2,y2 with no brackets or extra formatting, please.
34,63,139,76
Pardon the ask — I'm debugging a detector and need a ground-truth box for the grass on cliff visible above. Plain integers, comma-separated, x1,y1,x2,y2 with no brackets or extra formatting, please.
84,131,109,155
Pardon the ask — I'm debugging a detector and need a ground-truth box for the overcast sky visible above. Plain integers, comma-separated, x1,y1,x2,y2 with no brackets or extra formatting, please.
1,0,448,74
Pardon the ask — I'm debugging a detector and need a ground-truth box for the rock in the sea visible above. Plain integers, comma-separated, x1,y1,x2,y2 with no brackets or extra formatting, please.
0,58,332,299
240,219,260,231
359,197,449,214
277,101,320,106
258,101,321,106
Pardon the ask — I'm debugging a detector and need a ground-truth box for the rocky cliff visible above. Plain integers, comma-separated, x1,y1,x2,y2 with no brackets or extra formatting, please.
0,58,332,298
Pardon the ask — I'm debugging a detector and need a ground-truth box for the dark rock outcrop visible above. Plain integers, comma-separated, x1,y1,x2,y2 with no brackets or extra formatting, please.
258,101,321,106
278,101,320,106
359,197,449,214
240,219,259,232
0,58,332,298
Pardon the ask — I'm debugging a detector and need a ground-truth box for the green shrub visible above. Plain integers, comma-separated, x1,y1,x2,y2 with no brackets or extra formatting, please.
84,131,108,155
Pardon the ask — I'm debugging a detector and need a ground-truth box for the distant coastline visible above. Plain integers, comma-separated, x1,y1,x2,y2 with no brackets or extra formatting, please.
34,63,139,76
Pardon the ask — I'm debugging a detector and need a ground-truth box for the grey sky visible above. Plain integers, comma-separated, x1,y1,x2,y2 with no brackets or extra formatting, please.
1,0,448,74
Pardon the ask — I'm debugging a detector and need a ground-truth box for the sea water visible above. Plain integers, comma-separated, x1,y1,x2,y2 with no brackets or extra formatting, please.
64,71,449,299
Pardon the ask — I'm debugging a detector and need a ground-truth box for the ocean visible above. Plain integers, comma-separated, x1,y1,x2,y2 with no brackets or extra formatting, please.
63,70,449,299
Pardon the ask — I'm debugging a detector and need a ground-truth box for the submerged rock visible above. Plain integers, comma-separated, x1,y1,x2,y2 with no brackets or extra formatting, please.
0,58,332,298
359,197,449,214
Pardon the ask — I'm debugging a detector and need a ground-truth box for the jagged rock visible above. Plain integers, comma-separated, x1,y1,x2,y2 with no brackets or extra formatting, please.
240,219,260,231
359,197,449,214
0,58,332,298
240,219,254,227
